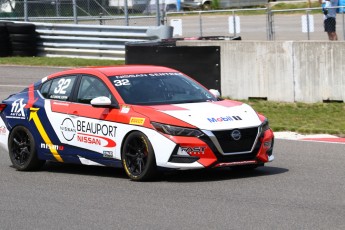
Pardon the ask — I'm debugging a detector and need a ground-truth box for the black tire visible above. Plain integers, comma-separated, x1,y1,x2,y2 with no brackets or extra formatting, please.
11,42,37,50
121,131,157,181
0,50,9,57
0,24,8,34
8,126,45,171
0,28,11,55
0,45,10,53
11,50,37,57
0,37,10,51
0,35,9,41
7,23,36,34
9,33,37,43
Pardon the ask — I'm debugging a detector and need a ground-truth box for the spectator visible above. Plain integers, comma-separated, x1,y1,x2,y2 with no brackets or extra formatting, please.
319,0,338,40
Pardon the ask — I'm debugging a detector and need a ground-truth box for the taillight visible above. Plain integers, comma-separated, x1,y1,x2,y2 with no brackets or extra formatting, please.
0,104,7,113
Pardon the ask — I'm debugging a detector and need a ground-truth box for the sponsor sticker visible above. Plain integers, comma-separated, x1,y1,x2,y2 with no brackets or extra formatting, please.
103,151,113,158
41,143,64,151
181,146,206,155
121,105,130,114
6,98,26,120
76,133,116,148
76,120,117,137
60,118,117,148
60,118,76,141
207,115,242,123
129,117,145,126
114,72,181,79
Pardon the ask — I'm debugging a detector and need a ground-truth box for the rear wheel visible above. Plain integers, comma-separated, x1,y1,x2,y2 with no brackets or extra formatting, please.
8,126,45,171
121,131,157,181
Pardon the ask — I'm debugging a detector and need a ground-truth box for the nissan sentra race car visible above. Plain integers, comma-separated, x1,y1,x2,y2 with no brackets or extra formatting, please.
0,65,274,181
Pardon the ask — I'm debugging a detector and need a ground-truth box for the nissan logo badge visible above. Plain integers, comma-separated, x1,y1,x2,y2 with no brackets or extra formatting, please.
231,130,241,141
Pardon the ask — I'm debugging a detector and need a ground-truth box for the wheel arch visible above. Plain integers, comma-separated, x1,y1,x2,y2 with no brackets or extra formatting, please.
7,123,47,161
119,129,157,162
7,123,31,146
7,124,45,171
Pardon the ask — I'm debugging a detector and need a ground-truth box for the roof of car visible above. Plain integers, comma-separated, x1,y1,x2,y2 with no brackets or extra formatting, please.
44,65,182,84
94,65,178,76
53,65,178,77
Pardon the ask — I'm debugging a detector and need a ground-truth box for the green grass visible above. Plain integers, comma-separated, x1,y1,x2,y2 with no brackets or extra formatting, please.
1,58,344,136
0,57,124,67
244,100,345,136
271,2,320,10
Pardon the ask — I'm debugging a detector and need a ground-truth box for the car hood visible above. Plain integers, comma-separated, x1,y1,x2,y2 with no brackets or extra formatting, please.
148,100,262,131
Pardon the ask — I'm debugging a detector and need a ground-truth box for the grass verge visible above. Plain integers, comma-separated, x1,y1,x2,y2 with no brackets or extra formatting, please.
0,57,125,67
245,100,345,137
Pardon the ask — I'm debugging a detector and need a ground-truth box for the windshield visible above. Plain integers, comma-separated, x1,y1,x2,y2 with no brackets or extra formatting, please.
109,72,217,105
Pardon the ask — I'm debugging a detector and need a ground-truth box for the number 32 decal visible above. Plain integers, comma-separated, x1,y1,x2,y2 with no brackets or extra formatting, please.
113,79,130,86
54,78,71,94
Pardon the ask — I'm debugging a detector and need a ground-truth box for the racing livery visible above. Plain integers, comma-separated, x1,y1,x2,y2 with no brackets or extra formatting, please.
0,66,274,181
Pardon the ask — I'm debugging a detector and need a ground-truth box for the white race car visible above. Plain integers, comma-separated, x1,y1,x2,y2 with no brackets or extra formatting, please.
0,65,274,181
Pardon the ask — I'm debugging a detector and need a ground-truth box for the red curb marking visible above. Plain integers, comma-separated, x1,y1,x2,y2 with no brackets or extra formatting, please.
300,138,345,143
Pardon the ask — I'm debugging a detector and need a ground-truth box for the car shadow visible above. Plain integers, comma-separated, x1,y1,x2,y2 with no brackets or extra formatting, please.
40,162,128,179
159,166,289,183
17,162,288,182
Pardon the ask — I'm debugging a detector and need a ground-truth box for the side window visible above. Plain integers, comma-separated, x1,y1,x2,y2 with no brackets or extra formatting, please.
77,76,114,104
39,80,52,98
46,76,76,101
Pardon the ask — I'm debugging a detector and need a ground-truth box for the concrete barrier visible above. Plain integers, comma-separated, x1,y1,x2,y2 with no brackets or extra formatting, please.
177,40,345,103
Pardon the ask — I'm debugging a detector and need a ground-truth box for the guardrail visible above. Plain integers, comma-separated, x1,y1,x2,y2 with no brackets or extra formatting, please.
33,22,173,60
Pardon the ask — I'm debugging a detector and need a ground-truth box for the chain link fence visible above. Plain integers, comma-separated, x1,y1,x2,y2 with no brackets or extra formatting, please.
166,6,345,41
0,0,159,26
1,1,345,41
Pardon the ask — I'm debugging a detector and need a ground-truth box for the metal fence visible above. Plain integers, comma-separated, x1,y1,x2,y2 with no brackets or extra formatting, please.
1,0,345,41
34,22,173,59
0,0,269,26
0,0,160,26
166,6,345,41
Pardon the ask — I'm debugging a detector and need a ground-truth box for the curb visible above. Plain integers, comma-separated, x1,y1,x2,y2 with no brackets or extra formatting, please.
275,132,345,144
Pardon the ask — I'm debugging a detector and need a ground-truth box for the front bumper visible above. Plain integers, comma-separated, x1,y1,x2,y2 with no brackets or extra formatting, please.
164,127,275,169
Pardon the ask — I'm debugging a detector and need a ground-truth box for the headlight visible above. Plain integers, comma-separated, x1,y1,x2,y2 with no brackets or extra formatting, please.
151,122,204,137
261,119,270,132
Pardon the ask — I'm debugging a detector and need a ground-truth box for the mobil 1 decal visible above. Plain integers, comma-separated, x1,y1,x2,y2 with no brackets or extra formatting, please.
59,116,117,152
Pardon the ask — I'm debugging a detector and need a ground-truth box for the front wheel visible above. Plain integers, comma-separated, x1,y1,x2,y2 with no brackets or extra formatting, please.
8,126,45,171
121,131,157,181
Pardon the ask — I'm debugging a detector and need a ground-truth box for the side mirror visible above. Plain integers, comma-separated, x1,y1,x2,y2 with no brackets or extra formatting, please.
209,89,220,98
90,96,112,107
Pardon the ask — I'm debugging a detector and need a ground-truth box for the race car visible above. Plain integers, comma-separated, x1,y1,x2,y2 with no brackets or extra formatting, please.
0,65,274,181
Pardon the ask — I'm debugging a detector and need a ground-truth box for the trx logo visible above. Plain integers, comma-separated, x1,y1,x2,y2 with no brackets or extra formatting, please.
207,116,242,123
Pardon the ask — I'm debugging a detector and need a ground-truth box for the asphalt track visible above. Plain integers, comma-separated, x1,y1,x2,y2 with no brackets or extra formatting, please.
0,66,345,229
